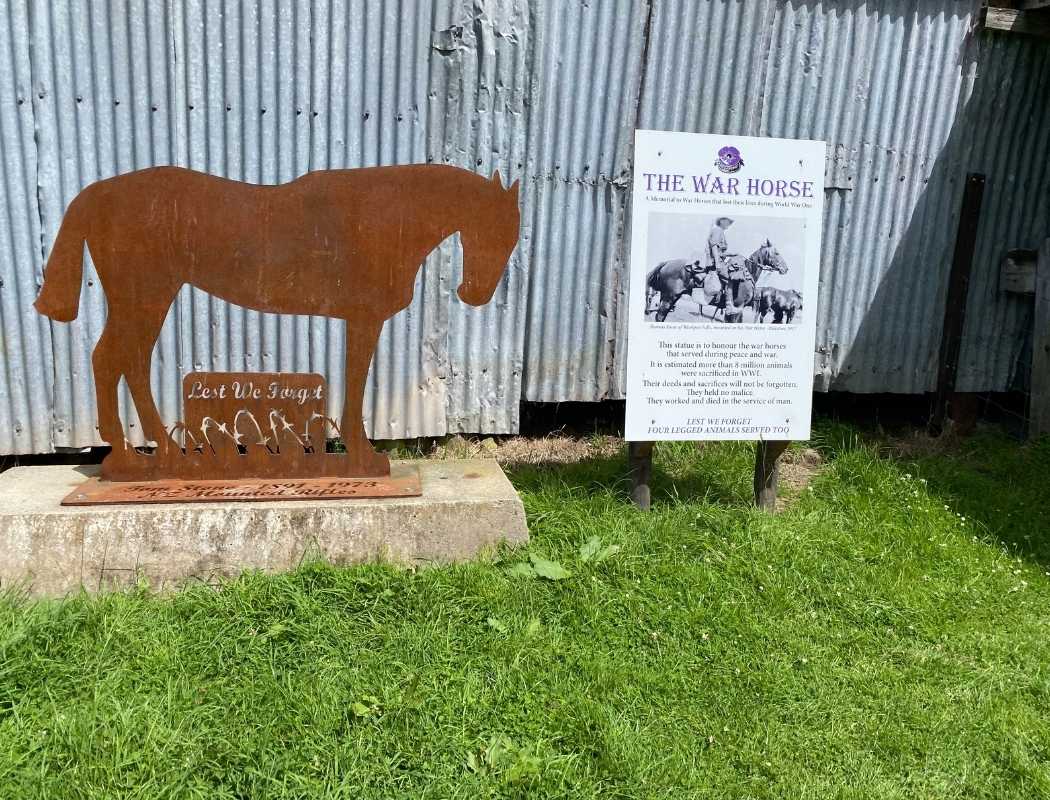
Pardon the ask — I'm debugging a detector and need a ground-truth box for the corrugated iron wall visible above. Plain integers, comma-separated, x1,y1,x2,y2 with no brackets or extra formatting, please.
1,0,1048,453
630,0,1050,395
24,0,531,449
0,0,53,453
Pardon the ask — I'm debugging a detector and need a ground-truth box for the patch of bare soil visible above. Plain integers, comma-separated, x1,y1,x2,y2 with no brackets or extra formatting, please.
427,433,623,467
776,447,824,508
880,427,966,460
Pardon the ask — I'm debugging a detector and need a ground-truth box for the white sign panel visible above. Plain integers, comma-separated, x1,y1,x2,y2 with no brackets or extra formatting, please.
625,130,825,441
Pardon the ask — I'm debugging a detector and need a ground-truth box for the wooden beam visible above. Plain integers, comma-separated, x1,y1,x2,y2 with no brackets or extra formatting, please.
984,7,1050,38
931,173,985,436
628,441,655,509
1030,240,1050,439
1021,1,1050,11
754,440,790,512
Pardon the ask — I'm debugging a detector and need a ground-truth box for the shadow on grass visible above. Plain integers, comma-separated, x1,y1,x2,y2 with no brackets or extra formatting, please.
504,440,756,509
902,431,1050,570
805,417,1050,571
502,452,632,500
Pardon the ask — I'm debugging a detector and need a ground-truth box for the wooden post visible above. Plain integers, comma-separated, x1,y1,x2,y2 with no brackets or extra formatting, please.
984,7,1050,39
753,440,790,511
628,441,655,509
1030,239,1050,438
931,173,985,436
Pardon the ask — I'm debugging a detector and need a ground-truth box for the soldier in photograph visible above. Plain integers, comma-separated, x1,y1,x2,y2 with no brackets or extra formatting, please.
705,216,742,316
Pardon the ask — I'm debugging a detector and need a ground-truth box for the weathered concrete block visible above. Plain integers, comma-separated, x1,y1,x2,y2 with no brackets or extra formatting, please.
0,460,527,597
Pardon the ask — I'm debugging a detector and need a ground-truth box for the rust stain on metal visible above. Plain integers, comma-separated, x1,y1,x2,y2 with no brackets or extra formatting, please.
62,464,422,505
33,164,521,486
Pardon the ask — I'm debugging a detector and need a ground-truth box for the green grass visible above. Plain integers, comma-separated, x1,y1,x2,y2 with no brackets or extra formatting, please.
1,424,1049,798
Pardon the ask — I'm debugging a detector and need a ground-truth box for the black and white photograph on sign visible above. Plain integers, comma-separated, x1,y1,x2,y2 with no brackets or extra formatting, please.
643,213,806,325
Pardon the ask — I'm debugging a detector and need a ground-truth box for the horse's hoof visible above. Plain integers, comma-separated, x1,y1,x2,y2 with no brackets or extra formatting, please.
98,446,145,481
345,446,390,477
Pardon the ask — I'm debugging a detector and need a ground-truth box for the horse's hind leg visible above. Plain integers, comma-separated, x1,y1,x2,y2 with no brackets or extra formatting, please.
95,293,176,453
91,323,126,448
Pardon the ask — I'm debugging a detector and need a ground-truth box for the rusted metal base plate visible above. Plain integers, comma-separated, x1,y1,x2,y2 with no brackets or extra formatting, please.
61,465,421,506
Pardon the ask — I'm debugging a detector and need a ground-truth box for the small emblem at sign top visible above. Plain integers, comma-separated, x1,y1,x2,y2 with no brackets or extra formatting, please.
715,145,743,173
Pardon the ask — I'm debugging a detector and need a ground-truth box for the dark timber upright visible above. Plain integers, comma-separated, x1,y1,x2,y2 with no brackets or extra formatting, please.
1030,239,1050,438
930,172,986,436
628,441,655,510
753,440,790,511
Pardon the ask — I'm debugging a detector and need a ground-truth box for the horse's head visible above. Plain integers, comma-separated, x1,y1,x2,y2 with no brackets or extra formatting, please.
756,239,789,274
457,170,521,306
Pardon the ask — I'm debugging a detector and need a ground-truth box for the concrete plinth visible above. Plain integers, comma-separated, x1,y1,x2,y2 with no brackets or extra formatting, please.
0,459,528,596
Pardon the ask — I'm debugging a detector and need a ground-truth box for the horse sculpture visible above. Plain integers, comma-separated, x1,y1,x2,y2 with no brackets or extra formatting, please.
34,165,520,479
645,239,789,323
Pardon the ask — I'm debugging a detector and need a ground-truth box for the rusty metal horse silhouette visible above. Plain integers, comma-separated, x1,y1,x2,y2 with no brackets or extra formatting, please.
34,165,520,482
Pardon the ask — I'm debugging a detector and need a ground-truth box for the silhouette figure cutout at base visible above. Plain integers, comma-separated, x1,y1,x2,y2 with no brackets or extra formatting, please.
34,165,520,481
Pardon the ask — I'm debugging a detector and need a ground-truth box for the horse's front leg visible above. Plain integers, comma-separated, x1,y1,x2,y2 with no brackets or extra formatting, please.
687,285,705,316
123,297,178,453
340,315,390,476
655,296,673,322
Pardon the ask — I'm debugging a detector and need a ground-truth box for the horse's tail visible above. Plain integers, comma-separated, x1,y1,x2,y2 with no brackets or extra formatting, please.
34,189,94,322
646,263,664,290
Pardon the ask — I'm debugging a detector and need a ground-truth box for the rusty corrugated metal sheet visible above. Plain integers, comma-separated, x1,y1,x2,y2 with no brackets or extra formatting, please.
1,1,1049,454
0,0,53,453
756,0,983,392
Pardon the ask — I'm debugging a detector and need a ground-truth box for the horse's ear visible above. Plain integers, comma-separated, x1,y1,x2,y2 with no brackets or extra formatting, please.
509,177,520,196
491,169,505,189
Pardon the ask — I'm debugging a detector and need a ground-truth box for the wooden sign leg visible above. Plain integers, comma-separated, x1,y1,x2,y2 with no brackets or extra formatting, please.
628,441,655,510
754,440,790,511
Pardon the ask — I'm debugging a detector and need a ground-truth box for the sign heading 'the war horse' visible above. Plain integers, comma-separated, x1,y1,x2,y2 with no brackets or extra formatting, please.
34,164,520,492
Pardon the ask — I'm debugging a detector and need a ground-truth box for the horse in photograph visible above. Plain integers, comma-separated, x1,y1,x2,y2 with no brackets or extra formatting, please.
645,259,705,321
756,288,803,324
693,239,789,322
